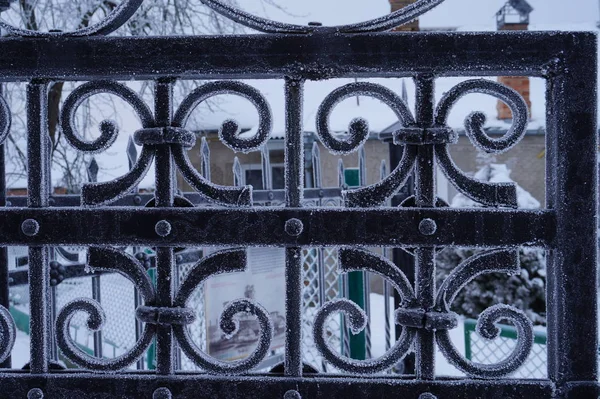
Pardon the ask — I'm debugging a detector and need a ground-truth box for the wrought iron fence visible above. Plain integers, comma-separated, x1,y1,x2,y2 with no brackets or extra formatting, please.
5,139,388,373
0,0,596,398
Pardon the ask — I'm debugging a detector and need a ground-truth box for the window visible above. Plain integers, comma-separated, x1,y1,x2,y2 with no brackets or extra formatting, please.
244,165,285,190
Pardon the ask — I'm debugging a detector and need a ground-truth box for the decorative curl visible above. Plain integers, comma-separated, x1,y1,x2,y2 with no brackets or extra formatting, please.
435,249,534,378
199,0,445,34
0,0,143,37
55,247,156,371
312,248,416,374
0,306,15,364
316,82,415,155
61,81,154,154
56,298,155,372
435,79,528,154
436,305,533,378
0,94,11,146
173,81,272,153
313,299,415,374
173,248,273,374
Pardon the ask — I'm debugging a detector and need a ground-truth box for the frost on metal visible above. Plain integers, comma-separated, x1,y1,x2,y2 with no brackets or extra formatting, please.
0,0,596,397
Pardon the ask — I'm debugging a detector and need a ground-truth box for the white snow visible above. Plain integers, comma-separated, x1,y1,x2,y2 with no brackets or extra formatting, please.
451,163,541,209
10,329,29,369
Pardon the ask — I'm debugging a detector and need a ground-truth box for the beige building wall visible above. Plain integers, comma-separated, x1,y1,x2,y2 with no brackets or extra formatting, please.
180,133,546,207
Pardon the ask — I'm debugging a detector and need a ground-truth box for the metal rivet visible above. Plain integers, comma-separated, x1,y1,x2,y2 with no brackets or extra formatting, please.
152,387,172,399
133,195,142,205
285,218,304,237
418,393,437,399
21,219,40,236
155,220,172,237
418,218,437,236
27,388,44,399
283,390,301,399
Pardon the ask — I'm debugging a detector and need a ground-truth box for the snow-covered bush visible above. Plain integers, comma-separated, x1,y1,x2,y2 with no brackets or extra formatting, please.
436,163,547,326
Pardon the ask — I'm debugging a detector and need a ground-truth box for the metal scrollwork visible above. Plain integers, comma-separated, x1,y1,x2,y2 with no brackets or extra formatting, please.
199,0,445,34
316,82,415,155
434,79,528,208
170,81,273,206
313,248,416,373
0,94,11,146
172,249,273,374
61,81,155,153
315,82,417,208
435,79,529,154
60,81,156,206
0,305,16,364
321,78,528,208
55,247,156,371
62,80,267,207
173,81,272,154
0,0,144,37
435,249,534,378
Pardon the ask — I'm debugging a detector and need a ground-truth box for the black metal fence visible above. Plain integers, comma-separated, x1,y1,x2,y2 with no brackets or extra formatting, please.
0,0,596,398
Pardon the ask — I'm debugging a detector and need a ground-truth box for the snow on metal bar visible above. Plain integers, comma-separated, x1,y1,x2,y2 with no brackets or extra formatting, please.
0,0,595,395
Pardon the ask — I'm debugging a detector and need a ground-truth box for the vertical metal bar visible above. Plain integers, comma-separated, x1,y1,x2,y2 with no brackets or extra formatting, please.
27,80,50,374
86,159,103,359
173,259,181,371
48,267,58,362
91,273,103,358
154,78,175,375
359,147,371,359
134,281,145,370
545,43,598,389
312,142,328,372
45,131,58,363
413,74,436,380
284,77,304,377
388,142,415,374
126,137,146,370
0,82,9,369
380,160,392,354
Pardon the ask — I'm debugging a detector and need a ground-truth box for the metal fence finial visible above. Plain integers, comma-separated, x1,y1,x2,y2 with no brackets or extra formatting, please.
200,137,211,181
233,156,243,187
87,157,99,183
311,142,322,189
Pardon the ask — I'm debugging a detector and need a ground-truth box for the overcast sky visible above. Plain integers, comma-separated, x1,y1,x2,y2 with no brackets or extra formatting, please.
247,0,600,30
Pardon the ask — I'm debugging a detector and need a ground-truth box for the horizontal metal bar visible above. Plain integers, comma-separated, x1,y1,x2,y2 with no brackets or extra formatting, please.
0,373,556,398
0,31,589,81
5,188,343,207
0,207,555,248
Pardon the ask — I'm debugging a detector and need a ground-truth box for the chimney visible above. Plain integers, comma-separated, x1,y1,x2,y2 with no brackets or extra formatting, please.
496,0,533,120
390,0,420,32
